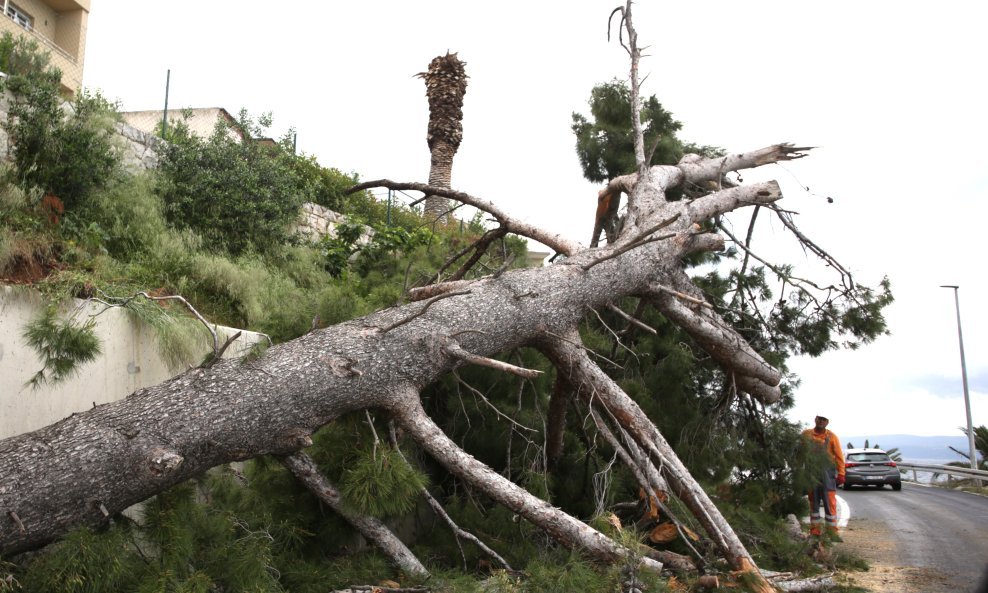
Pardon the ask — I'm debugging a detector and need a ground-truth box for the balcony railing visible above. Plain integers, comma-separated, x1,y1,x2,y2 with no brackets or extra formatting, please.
2,12,77,64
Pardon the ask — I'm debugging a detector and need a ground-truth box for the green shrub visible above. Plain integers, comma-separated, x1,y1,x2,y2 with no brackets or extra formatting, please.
287,154,358,212
78,174,170,256
156,111,311,256
1,33,121,211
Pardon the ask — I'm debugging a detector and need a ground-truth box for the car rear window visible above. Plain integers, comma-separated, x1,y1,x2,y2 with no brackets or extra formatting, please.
847,452,891,463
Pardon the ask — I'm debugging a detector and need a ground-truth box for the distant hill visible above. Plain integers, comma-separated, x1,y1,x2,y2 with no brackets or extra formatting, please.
844,434,978,464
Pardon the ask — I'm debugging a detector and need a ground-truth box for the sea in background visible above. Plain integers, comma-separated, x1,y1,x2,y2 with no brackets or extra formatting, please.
843,434,973,464
845,434,982,484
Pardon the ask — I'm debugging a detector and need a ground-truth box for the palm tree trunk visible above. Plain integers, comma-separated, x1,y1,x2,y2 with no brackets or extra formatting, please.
424,140,455,223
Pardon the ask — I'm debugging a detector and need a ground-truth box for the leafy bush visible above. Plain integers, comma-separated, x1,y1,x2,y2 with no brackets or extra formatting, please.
157,111,312,256
287,153,358,212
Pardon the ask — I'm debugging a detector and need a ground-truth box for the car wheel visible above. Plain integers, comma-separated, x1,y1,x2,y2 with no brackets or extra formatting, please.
892,481,902,491
842,483,852,490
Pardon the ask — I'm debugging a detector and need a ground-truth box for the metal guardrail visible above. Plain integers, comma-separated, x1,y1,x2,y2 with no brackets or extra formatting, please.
898,462,988,483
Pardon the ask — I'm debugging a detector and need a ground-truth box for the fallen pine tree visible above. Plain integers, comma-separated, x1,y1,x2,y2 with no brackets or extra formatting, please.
0,4,889,592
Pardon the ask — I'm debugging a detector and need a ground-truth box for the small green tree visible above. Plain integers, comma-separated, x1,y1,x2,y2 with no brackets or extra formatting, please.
571,79,685,181
0,33,121,211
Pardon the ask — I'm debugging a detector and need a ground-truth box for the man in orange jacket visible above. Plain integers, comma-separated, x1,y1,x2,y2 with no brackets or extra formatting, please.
801,415,845,538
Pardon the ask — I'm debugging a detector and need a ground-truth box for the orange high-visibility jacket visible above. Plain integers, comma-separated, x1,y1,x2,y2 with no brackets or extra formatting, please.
801,428,845,478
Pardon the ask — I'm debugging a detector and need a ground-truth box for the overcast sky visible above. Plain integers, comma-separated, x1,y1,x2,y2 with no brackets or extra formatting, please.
82,1,987,441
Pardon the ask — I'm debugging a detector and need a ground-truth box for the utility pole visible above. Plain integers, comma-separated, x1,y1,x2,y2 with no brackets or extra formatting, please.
161,69,171,138
941,285,980,486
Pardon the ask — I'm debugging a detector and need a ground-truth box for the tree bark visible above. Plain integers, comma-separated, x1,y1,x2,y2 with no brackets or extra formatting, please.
424,140,455,223
545,372,572,468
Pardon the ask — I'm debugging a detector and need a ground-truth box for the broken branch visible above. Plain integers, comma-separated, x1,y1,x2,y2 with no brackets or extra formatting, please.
348,180,581,255
279,451,428,577
389,389,663,572
446,343,543,379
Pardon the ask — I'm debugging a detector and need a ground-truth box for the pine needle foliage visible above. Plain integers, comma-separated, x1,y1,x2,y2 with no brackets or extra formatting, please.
137,481,284,592
16,524,141,593
524,551,621,592
339,446,428,518
572,79,684,182
0,561,18,593
22,306,101,387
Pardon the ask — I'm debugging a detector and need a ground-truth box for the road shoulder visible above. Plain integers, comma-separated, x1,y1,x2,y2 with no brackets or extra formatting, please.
836,517,956,593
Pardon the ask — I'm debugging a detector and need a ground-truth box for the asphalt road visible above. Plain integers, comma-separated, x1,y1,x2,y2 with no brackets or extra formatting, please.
841,483,988,591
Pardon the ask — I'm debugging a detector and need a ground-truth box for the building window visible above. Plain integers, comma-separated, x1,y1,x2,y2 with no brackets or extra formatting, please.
4,2,33,30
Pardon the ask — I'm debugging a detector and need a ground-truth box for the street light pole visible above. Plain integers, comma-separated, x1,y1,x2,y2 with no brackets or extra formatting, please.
941,285,980,483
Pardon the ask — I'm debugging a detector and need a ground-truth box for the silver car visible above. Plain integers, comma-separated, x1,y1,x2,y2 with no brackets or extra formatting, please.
844,448,902,491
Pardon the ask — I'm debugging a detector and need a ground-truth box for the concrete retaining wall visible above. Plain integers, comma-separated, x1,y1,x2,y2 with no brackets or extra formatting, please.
0,286,265,440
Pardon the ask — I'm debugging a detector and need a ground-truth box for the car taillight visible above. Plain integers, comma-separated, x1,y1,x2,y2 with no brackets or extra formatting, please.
885,461,897,467
845,462,858,467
